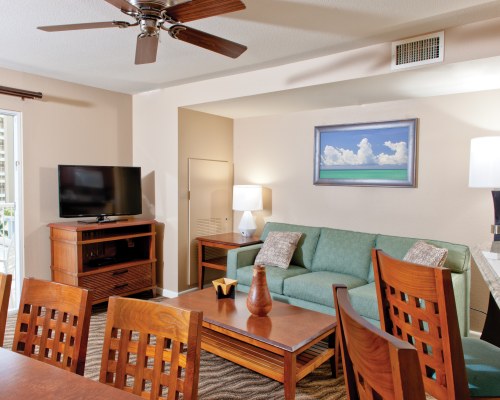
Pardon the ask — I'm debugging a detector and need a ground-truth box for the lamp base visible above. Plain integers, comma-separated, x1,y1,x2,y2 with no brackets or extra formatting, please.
493,191,500,241
238,210,256,238
239,229,256,237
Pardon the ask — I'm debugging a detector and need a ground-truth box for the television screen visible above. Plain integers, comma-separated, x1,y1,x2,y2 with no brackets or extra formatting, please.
58,165,142,221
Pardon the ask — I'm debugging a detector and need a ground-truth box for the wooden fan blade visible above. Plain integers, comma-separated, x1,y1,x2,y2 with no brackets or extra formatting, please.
170,25,246,58
167,0,245,23
38,21,122,32
135,35,159,64
104,0,140,14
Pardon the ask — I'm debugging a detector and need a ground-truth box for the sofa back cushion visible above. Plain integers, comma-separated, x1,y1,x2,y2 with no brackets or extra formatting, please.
369,234,470,282
311,228,376,280
260,222,320,270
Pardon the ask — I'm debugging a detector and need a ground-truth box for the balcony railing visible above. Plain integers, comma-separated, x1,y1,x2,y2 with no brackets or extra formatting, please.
0,202,15,269
0,203,16,309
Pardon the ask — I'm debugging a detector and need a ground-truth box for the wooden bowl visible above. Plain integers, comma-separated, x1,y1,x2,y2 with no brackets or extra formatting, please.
212,278,238,297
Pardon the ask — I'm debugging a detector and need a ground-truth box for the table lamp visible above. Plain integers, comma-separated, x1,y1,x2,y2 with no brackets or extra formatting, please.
469,136,500,241
233,185,263,237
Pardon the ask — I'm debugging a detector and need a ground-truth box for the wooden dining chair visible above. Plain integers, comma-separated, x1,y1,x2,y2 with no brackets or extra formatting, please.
333,284,425,400
99,296,203,400
0,272,12,347
372,249,500,400
12,277,92,375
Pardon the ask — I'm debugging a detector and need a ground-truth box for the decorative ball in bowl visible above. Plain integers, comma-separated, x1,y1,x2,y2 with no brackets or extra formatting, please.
212,278,238,299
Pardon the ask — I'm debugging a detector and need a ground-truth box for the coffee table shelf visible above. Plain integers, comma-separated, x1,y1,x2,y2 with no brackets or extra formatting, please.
202,327,334,383
203,328,285,381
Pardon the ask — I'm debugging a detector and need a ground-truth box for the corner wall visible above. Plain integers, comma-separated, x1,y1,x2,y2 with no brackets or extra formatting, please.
178,109,233,292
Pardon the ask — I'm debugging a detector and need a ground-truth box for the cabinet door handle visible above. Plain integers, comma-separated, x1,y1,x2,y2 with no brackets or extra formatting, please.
112,269,129,276
114,283,129,290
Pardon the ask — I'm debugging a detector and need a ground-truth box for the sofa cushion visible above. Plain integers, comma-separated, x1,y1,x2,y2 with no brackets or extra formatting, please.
283,271,367,307
368,234,470,282
462,337,500,397
311,228,376,281
235,264,310,295
260,222,321,270
348,282,379,321
404,240,448,267
255,231,302,269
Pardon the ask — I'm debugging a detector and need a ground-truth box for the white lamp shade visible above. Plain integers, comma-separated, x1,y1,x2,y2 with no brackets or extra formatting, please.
232,185,263,211
469,137,500,188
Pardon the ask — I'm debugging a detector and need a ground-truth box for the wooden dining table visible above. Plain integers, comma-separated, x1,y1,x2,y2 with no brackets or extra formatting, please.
0,347,139,399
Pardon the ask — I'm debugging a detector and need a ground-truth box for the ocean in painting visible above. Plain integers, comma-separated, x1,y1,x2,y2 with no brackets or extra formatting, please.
319,168,407,180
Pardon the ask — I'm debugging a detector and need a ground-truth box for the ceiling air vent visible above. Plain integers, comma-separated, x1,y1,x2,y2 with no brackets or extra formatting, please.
391,31,444,70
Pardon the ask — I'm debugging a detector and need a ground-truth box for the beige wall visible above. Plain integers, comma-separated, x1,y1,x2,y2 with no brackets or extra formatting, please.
0,67,132,280
233,90,497,331
178,108,233,292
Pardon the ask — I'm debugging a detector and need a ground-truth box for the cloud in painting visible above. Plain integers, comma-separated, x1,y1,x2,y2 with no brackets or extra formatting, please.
321,138,407,166
377,140,408,165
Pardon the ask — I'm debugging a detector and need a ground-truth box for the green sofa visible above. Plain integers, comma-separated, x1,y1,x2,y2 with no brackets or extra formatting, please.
226,222,471,336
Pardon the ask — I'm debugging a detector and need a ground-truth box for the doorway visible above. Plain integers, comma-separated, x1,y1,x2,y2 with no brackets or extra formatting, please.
0,110,23,311
188,158,232,287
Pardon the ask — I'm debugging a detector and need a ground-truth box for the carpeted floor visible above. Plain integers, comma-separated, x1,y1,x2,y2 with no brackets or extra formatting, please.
3,302,347,400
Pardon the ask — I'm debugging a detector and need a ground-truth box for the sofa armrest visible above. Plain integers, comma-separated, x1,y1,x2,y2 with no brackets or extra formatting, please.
451,269,471,337
226,244,263,279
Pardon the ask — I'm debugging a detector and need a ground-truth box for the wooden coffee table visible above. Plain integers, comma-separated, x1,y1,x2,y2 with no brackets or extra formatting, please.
163,289,337,400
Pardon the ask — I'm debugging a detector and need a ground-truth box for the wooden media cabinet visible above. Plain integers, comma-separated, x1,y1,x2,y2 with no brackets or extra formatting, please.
49,219,156,304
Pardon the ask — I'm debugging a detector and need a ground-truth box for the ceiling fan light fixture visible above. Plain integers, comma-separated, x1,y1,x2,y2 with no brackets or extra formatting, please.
139,18,160,35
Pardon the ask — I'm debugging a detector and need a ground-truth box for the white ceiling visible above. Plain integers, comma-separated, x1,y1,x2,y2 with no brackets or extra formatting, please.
2,0,500,94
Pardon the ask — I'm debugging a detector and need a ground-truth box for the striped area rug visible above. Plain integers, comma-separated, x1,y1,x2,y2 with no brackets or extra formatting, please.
3,302,346,400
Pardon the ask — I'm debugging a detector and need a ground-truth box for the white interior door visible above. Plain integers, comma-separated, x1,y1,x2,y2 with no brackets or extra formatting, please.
188,158,232,286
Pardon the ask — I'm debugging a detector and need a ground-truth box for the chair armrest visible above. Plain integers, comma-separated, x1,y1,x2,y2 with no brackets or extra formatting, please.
226,244,263,279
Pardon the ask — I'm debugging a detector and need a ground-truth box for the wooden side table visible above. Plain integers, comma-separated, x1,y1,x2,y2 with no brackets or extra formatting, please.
197,233,261,289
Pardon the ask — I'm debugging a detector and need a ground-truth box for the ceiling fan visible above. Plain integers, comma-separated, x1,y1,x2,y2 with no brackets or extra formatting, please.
38,0,247,65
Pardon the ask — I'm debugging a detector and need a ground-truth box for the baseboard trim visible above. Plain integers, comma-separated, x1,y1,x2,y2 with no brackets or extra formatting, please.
155,286,198,298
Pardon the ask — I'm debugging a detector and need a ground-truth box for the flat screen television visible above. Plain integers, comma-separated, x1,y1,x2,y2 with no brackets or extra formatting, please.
58,165,142,222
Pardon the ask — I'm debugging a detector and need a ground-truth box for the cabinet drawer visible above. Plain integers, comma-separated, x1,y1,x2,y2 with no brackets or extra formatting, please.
80,264,153,300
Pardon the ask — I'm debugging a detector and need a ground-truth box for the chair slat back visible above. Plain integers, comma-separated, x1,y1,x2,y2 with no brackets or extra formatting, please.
100,296,202,400
333,284,425,400
0,273,12,347
12,278,92,375
372,249,469,400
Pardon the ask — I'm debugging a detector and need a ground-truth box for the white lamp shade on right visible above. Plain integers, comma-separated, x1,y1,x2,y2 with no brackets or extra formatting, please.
469,136,500,188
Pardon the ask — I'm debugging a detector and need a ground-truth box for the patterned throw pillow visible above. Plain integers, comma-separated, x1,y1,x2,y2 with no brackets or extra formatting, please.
403,240,448,267
255,231,302,269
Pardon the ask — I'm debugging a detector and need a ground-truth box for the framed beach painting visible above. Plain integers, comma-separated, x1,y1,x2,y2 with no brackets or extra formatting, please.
314,119,417,187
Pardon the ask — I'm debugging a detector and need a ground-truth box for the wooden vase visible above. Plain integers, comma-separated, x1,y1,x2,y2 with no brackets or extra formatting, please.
246,265,272,317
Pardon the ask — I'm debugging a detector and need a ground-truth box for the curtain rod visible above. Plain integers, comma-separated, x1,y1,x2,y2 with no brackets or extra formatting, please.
0,85,43,100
